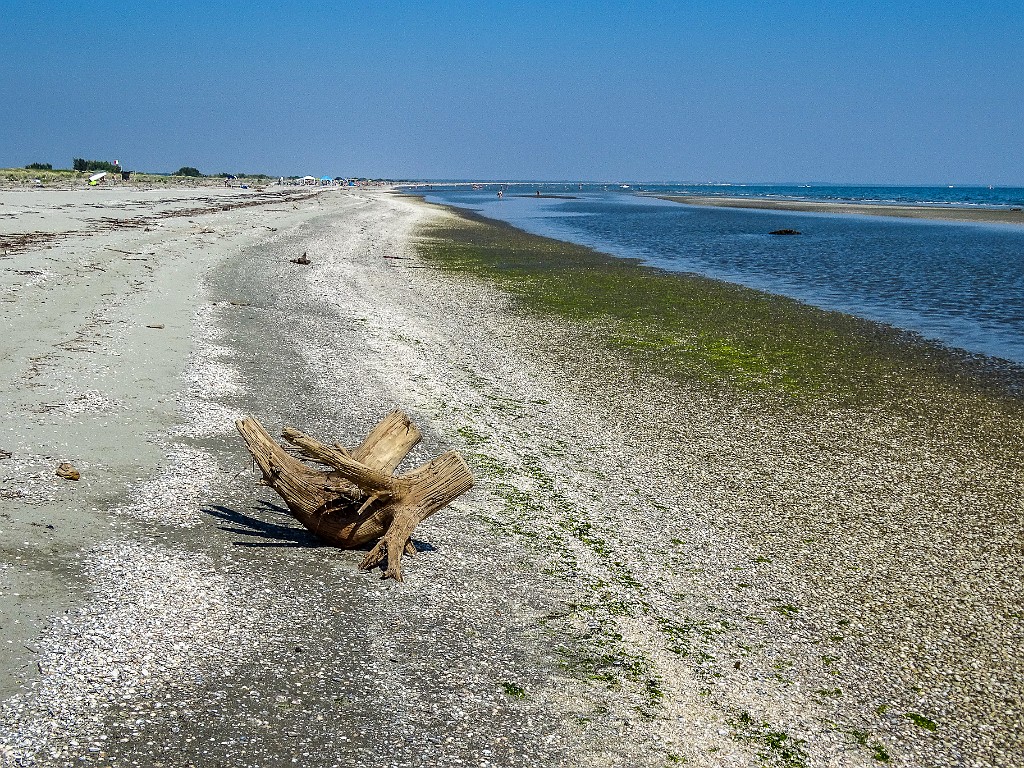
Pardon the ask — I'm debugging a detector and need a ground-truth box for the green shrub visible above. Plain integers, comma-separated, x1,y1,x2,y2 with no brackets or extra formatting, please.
25,162,52,171
174,166,202,177
73,158,118,172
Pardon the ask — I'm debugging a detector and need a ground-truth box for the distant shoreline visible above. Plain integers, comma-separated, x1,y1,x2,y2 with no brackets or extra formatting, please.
657,194,1024,225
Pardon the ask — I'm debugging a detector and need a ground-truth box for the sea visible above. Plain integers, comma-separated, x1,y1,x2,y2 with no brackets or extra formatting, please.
403,183,1024,367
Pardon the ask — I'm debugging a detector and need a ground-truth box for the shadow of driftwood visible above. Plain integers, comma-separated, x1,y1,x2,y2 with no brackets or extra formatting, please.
203,502,437,554
204,502,325,548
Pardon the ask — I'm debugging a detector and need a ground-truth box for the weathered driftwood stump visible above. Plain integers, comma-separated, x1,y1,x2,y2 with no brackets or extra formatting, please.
235,410,474,581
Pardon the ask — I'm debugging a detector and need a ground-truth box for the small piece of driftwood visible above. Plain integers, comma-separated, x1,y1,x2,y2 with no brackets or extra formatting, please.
290,251,311,265
56,462,80,481
235,411,473,581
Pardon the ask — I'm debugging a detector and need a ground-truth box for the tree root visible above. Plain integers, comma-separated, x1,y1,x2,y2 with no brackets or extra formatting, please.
235,411,473,581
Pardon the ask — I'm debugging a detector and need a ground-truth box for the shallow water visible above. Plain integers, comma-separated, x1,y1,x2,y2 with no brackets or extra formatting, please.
409,186,1024,366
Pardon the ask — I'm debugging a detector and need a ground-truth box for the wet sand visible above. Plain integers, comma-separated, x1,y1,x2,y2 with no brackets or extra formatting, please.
0,186,322,699
658,194,1024,224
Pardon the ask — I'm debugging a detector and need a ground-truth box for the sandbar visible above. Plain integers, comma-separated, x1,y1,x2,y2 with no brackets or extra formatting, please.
658,193,1024,224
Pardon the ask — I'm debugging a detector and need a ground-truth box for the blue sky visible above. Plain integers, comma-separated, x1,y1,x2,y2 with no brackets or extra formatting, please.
2,1,1021,183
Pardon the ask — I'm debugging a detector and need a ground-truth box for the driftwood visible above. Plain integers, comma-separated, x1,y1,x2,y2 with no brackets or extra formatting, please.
55,462,80,481
235,411,473,581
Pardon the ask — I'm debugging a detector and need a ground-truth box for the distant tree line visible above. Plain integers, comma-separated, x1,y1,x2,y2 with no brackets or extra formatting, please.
23,159,275,178
219,172,271,179
73,158,120,173
173,168,272,178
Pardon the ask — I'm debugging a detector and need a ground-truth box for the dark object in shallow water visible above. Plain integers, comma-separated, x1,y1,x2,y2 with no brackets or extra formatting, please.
290,251,311,265
769,229,802,236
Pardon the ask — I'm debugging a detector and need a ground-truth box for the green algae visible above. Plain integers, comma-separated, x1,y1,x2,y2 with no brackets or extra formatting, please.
413,202,1024,416
848,729,891,763
501,681,527,699
904,712,938,731
730,710,809,768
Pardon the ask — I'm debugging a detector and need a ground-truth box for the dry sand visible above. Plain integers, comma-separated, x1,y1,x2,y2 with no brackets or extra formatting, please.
658,194,1024,225
0,187,1021,768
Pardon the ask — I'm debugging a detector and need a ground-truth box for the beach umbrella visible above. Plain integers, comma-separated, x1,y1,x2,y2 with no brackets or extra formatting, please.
88,172,107,186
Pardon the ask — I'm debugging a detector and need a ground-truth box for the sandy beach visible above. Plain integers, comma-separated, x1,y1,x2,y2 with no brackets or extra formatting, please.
658,194,1024,225
1,186,1022,768
0,184,318,691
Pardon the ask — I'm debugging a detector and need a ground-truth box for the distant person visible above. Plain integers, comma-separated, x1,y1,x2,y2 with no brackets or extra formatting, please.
497,190,503,199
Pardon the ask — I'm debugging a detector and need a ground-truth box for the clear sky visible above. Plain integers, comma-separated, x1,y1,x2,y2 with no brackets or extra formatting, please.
2,1,1021,183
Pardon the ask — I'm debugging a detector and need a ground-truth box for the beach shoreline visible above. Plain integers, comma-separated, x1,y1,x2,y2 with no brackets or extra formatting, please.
413,195,1024,766
409,194,1024,400
0,188,1021,767
656,193,1024,224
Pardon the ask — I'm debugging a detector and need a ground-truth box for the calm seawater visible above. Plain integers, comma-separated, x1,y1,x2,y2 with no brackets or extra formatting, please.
406,184,1024,366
